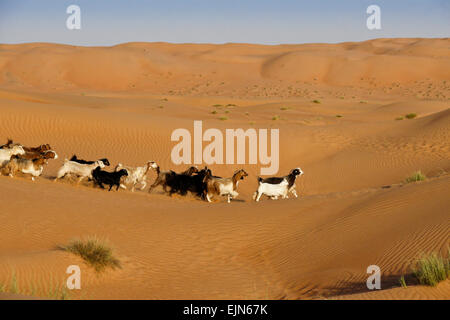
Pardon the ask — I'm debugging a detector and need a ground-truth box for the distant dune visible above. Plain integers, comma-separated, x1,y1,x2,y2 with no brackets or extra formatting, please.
0,38,448,299
0,38,449,96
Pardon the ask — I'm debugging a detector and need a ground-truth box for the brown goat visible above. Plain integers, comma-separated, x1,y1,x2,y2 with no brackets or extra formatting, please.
203,169,248,203
4,155,48,181
23,144,52,153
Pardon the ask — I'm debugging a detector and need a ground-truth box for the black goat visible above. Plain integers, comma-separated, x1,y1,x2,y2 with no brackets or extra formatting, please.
166,167,210,198
70,155,110,166
92,166,128,191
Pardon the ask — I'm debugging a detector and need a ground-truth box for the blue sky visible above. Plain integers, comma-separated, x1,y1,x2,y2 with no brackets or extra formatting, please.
0,0,448,45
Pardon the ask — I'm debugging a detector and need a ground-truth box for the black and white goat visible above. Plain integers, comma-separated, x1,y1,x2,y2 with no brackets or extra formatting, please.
70,155,110,166
253,168,303,202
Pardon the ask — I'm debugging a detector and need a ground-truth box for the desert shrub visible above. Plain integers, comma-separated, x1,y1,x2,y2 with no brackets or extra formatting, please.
412,250,449,286
405,113,417,119
60,237,121,272
405,171,426,183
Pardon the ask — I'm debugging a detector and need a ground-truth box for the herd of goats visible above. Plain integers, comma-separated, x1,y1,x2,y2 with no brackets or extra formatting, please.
0,139,304,203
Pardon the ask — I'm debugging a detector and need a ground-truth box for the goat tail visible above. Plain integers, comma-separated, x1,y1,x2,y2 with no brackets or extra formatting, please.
257,176,263,183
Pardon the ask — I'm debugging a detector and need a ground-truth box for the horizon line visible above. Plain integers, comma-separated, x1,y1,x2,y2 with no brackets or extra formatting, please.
1,37,448,48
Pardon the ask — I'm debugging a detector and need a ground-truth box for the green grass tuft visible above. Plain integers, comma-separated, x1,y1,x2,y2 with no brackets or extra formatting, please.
219,116,228,121
60,237,121,273
399,275,407,288
412,250,449,286
405,171,426,183
272,115,280,120
10,272,18,294
395,117,404,121
312,100,321,104
405,113,417,119
0,272,70,299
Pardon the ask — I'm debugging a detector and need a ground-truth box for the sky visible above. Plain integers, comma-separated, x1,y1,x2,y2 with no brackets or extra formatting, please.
0,0,449,46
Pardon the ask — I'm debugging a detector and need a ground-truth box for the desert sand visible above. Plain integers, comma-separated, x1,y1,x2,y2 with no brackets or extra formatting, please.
0,38,449,299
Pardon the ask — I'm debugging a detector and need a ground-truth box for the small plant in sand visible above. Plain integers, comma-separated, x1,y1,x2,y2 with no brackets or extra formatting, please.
213,104,222,107
272,115,280,121
399,275,407,288
312,99,321,104
59,237,121,272
219,116,228,121
405,171,426,183
412,250,449,286
211,110,218,114
10,272,18,294
405,113,417,119
0,272,70,300
336,115,343,118
395,117,404,121
280,106,289,111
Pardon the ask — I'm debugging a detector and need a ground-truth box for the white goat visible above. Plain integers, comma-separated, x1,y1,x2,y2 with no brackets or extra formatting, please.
0,145,25,167
55,159,106,183
114,161,157,192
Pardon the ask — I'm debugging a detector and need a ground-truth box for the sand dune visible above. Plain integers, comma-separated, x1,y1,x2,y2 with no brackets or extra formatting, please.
0,38,448,299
